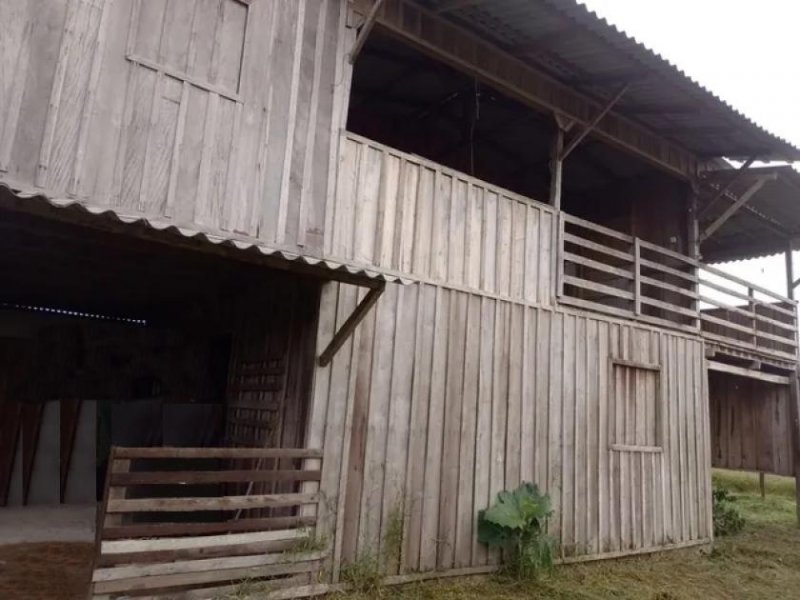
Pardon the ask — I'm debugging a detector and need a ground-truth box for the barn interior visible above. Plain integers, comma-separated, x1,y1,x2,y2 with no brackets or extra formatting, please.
0,200,321,524
347,28,692,254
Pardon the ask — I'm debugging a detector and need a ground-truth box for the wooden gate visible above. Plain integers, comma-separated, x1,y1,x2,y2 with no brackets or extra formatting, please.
89,446,326,598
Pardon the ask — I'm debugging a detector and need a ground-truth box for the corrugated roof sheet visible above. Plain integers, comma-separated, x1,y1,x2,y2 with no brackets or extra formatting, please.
0,182,409,286
424,0,800,161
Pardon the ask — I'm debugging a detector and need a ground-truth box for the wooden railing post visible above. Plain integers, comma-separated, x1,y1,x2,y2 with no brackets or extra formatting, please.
748,287,758,349
633,238,641,316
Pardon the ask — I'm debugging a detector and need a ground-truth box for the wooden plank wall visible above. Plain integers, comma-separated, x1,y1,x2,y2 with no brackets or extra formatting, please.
709,371,794,477
330,134,556,305
1,0,352,253
309,282,712,578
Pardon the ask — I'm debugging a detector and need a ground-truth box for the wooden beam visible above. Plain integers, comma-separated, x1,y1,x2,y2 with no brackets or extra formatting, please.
560,83,629,161
698,175,774,243
434,0,487,14
318,282,386,366
789,369,800,526
549,127,564,210
787,240,796,301
349,0,387,65
698,157,757,220
706,361,791,385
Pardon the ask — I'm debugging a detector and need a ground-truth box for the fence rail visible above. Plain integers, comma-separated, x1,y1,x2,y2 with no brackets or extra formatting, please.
557,213,798,363
89,446,325,599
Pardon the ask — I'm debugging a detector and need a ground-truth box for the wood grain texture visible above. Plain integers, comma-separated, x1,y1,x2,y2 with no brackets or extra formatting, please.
312,281,712,576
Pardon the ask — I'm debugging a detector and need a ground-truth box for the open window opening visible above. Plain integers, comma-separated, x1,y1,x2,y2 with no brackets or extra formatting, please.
347,28,691,249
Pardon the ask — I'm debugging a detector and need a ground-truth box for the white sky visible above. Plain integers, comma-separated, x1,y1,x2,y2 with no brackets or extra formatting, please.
579,0,800,295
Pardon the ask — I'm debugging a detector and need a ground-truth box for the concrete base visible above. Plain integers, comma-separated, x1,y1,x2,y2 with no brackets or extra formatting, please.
0,505,95,545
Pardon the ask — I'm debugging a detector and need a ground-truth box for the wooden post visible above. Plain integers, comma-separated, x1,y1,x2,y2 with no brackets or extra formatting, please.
785,240,800,525
759,472,766,499
633,238,641,316
687,183,701,328
549,127,564,210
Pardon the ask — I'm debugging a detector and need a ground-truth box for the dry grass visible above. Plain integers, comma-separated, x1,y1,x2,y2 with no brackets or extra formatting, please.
336,470,800,600
0,542,94,600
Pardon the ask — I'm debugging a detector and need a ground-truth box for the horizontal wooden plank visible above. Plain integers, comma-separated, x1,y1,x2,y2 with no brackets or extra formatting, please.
97,539,302,567
101,528,307,555
640,274,698,300
563,275,634,300
563,213,634,243
111,469,321,486
755,330,797,349
706,361,791,385
610,444,663,454
700,313,756,337
639,257,698,284
612,358,661,372
640,295,698,319
112,447,323,460
92,559,321,595
563,233,634,262
563,251,634,279
638,238,696,266
93,550,327,583
702,262,797,305
107,493,319,514
557,296,635,320
102,516,317,540
636,313,700,334
699,278,795,317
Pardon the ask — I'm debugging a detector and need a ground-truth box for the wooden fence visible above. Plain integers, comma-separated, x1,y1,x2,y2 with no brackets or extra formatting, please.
557,213,798,363
90,446,325,599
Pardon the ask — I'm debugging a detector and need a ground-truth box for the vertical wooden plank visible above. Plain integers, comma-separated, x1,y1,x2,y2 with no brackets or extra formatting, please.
547,311,563,545
419,286,448,572
448,178,467,287
585,317,599,554
403,284,436,573
472,296,495,566
381,285,416,575
520,307,536,484
597,320,610,553
430,171,452,282
481,191,498,293
464,184,483,290
374,152,401,268
495,196,512,297
561,314,576,556
353,145,383,264
412,167,435,279
488,299,509,564
539,210,554,304
510,200,526,299
685,338,698,541
618,326,631,550
395,160,420,274
524,206,540,304
359,287,397,559
676,337,688,542
438,290,467,570
455,294,480,567
505,303,523,490
534,308,550,488
608,323,620,552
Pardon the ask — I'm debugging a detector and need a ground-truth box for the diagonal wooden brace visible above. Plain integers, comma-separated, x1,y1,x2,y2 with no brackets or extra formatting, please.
318,281,386,366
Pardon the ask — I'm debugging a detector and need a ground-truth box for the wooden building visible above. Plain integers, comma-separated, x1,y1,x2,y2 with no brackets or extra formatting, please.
1,0,799,597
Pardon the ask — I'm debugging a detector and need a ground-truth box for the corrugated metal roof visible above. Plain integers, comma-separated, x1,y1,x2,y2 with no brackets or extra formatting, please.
0,182,409,286
424,0,800,161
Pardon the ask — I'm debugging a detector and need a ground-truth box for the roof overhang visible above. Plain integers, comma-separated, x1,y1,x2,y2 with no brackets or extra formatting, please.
699,166,800,263
0,182,409,289
418,0,800,163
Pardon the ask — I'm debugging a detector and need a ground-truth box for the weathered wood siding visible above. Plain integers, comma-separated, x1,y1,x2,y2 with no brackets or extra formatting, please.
331,134,556,304
1,0,351,252
309,282,712,578
709,371,794,477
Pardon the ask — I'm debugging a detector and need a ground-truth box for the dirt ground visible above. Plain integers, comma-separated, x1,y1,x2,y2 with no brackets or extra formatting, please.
0,542,94,600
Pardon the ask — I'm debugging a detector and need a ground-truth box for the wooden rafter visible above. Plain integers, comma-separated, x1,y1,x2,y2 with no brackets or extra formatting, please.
699,174,776,243
318,282,386,366
560,83,630,161
698,157,757,220
349,0,387,65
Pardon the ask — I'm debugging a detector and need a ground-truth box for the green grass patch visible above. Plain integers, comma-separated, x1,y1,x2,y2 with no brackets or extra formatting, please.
335,470,800,600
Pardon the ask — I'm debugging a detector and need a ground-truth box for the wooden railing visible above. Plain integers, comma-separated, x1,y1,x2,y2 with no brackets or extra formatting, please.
89,446,325,599
557,213,798,362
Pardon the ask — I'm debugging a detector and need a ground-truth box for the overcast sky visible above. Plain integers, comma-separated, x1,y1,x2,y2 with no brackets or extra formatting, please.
579,0,800,295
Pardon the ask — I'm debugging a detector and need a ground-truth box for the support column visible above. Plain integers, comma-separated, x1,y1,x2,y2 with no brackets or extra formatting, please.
785,239,800,525
549,127,564,210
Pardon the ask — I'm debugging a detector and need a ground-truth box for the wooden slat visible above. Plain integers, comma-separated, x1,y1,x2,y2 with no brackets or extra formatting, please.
611,444,663,454
563,275,634,301
92,559,322,595
102,515,318,541
639,275,698,300
563,213,635,243
93,549,327,583
639,257,698,284
639,296,698,319
612,358,661,372
563,251,634,279
112,447,322,459
111,469,321,486
563,233,634,262
107,492,319,514
101,528,308,555
707,361,791,385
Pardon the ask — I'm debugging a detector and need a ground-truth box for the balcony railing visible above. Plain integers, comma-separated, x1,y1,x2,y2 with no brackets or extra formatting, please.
557,213,798,363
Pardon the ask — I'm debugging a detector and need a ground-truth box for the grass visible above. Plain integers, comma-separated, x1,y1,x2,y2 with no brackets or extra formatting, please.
334,470,800,599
